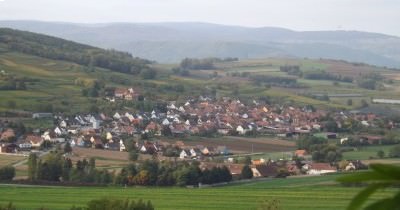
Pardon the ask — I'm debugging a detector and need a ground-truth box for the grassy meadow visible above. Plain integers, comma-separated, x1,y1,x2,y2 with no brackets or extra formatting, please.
0,174,395,210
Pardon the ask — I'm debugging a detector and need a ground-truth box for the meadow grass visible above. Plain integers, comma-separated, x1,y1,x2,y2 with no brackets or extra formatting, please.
0,174,394,210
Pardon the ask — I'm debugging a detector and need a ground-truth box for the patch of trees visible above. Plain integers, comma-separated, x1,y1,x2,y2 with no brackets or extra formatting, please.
250,75,304,88
280,65,302,77
180,58,216,70
114,160,232,187
0,75,37,90
0,28,151,75
27,153,112,184
179,57,237,70
303,71,353,83
71,198,154,210
389,145,400,158
356,73,384,90
227,71,251,77
0,166,15,181
140,68,157,80
297,136,342,163
0,198,154,210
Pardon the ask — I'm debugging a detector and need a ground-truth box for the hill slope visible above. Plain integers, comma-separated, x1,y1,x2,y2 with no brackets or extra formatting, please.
0,28,151,75
1,20,400,67
0,29,152,113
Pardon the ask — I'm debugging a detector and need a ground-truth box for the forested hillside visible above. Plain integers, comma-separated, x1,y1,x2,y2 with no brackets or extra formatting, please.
0,28,151,74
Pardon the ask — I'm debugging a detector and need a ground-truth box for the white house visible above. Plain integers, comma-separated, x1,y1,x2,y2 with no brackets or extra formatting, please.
179,149,190,159
119,140,126,152
60,120,67,128
302,163,337,175
236,125,247,135
113,112,121,120
162,119,170,126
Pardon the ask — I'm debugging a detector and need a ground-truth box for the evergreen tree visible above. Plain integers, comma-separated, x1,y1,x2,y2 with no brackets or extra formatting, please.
27,153,38,181
241,165,253,179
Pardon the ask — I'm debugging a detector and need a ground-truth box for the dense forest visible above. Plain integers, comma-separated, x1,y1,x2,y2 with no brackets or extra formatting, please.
0,28,152,74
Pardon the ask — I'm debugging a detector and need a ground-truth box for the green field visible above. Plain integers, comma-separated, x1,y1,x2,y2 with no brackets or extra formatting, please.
0,174,395,210
342,144,399,160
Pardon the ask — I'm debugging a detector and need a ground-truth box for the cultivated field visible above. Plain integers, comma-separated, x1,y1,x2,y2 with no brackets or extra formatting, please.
163,136,296,154
71,147,129,169
0,174,394,210
0,154,25,167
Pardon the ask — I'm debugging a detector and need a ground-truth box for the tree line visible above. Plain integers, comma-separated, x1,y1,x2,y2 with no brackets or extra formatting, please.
179,57,237,70
25,150,233,186
0,198,154,210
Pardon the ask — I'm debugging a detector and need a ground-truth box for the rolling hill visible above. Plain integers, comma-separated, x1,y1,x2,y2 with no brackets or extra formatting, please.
0,28,152,113
1,20,400,67
0,28,399,116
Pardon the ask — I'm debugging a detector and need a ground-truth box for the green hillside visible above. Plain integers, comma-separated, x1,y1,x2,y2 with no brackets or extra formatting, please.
1,28,400,114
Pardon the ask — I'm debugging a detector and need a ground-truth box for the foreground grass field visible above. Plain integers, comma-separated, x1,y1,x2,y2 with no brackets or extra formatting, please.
0,174,394,210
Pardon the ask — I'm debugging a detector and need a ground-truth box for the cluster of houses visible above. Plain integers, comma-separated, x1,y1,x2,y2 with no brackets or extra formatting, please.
200,158,366,180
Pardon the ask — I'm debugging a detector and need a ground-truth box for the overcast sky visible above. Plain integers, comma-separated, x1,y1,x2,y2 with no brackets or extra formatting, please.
1,0,399,36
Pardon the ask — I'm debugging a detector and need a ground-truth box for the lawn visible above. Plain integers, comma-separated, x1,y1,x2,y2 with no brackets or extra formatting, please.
0,174,394,210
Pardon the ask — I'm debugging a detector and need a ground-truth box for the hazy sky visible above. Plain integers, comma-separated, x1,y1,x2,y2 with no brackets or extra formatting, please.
1,0,399,36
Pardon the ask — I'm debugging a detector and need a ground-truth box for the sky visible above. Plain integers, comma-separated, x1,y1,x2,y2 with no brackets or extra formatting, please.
0,0,399,36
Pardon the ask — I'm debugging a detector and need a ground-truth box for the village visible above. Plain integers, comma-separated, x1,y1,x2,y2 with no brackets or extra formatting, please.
0,87,397,179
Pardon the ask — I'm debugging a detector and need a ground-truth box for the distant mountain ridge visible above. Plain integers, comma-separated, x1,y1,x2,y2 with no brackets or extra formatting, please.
1,20,400,67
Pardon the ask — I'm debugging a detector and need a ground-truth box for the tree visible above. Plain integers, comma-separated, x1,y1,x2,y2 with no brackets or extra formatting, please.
64,142,72,154
389,145,400,158
347,99,353,106
377,150,385,159
0,166,15,181
27,153,38,181
61,158,73,181
134,170,150,185
257,199,282,210
241,165,253,179
360,99,369,108
129,150,139,162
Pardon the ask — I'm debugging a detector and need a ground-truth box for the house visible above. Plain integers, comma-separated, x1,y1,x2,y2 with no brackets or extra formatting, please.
180,149,190,159
119,140,126,152
302,163,337,175
345,160,368,171
140,142,158,154
145,122,161,135
0,129,15,141
90,136,104,149
236,125,245,135
0,143,18,153
294,150,308,157
359,135,383,145
26,135,44,148
227,164,245,177
251,163,279,178
190,148,202,158
32,113,53,119
201,146,215,156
